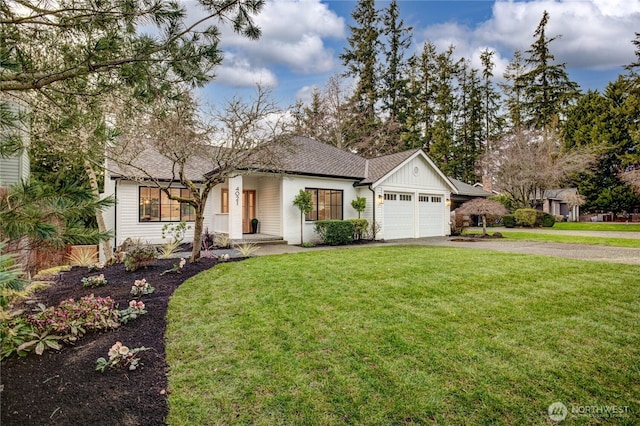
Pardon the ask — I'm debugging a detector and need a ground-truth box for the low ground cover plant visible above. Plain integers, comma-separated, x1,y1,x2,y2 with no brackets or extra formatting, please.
81,274,107,288
95,341,150,372
130,278,155,296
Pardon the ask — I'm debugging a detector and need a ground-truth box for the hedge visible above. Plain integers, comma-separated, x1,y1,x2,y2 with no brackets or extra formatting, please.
314,220,354,246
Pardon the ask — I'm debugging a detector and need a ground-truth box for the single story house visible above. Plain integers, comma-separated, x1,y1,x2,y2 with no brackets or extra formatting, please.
102,136,459,249
539,188,581,221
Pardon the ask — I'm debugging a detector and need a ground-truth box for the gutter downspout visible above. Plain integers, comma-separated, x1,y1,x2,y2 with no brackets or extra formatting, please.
368,185,376,240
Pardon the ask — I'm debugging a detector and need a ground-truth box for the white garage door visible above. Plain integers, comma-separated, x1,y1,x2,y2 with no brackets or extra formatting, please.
418,194,444,237
383,192,414,239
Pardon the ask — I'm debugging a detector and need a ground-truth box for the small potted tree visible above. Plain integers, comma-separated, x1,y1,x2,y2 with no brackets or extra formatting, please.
251,218,259,234
292,189,313,245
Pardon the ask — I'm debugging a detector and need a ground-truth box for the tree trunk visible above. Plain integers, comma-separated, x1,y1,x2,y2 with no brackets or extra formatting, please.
300,213,304,245
482,214,488,235
83,160,113,263
191,210,204,262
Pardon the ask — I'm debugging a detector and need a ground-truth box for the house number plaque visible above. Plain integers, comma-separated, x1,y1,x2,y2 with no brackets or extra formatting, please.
235,187,240,205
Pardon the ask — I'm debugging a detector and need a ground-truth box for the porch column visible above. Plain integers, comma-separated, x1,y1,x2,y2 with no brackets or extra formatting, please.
228,175,243,239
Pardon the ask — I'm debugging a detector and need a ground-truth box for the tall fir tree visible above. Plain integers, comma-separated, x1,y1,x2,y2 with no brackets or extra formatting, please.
340,0,381,145
518,10,580,130
380,0,412,122
428,46,461,176
500,50,527,131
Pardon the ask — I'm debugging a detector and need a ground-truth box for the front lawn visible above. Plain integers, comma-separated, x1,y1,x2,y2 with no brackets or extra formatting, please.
166,246,640,425
494,231,640,248
554,222,640,232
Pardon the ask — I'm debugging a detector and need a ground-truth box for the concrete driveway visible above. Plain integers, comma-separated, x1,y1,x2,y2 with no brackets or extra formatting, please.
255,228,640,266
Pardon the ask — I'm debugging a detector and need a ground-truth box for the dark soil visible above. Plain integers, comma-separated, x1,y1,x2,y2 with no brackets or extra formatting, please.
1,257,218,426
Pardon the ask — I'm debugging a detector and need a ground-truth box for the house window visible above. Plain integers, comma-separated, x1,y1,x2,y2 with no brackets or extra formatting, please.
221,188,229,213
399,194,412,201
384,193,397,201
419,195,429,202
431,196,442,203
305,188,343,221
139,187,195,222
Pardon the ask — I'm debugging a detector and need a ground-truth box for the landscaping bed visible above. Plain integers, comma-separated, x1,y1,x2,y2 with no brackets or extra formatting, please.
1,257,217,426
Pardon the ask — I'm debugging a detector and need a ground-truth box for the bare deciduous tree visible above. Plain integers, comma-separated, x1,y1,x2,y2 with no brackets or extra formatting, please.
620,169,640,196
488,128,595,208
108,87,292,262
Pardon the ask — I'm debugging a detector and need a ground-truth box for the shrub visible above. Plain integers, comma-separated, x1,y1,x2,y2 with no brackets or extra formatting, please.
160,222,190,258
502,214,516,228
540,213,556,227
514,209,538,227
124,246,158,272
348,219,369,240
314,220,354,246
1,316,36,359
213,233,232,249
0,244,27,308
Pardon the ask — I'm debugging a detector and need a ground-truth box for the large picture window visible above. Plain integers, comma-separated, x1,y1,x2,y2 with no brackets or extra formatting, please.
139,187,196,222
305,188,343,221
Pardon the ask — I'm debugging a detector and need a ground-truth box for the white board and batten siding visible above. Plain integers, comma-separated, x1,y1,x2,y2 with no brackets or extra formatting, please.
375,155,452,240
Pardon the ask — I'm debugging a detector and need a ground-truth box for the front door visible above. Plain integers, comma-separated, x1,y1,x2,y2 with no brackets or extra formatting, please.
242,190,256,233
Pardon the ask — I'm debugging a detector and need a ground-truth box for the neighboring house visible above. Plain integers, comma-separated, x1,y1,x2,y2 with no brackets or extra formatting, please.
449,178,492,209
0,101,30,187
103,136,458,248
539,188,581,221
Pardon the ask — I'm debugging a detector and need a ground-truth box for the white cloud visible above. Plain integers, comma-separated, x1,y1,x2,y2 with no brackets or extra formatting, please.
218,0,345,74
416,0,640,82
214,53,278,88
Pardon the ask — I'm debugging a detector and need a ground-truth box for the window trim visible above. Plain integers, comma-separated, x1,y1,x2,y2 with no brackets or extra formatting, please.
138,186,196,222
305,188,344,221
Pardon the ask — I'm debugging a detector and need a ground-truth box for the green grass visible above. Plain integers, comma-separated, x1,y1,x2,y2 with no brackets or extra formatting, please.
554,222,640,232
166,247,640,425
466,230,640,248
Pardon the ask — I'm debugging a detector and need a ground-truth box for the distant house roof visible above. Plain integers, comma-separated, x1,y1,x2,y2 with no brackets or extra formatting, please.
449,178,492,198
543,188,578,200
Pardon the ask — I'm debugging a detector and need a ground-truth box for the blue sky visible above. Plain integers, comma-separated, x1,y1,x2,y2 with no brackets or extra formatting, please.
193,0,640,107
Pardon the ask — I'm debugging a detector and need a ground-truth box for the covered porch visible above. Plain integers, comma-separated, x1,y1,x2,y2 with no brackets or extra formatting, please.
211,173,284,241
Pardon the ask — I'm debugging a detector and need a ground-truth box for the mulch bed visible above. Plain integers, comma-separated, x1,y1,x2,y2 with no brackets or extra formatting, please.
1,257,218,426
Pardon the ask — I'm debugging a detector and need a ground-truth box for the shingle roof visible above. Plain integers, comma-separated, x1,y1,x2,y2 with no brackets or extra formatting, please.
358,149,420,185
107,136,459,191
449,178,492,197
107,145,215,182
544,188,578,200
276,136,366,179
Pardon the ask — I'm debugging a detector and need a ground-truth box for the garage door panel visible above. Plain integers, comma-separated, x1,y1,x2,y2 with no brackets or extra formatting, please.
384,192,414,239
418,194,444,237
